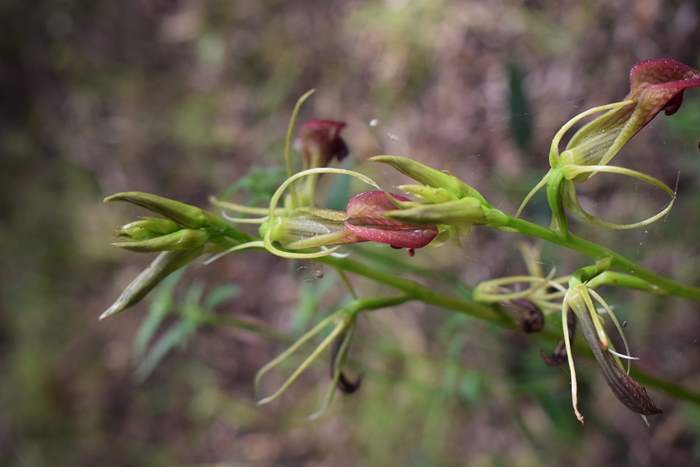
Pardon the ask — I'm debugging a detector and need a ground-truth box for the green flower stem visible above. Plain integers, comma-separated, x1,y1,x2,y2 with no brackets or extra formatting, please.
545,168,569,236
319,256,510,325
302,150,321,207
204,222,698,404
316,256,700,405
346,294,414,315
504,215,700,301
586,271,663,294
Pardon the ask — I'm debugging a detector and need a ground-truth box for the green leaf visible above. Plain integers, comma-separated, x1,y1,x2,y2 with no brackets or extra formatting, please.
204,284,241,310
135,319,198,382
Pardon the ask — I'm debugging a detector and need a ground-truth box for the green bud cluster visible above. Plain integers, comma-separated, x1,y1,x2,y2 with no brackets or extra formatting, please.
102,192,251,318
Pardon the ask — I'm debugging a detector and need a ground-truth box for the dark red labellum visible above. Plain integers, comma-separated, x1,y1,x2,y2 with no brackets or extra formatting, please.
300,119,349,166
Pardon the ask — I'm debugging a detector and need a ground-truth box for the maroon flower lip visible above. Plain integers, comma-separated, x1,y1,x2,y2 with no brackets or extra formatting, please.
300,119,349,166
344,191,438,249
627,58,700,123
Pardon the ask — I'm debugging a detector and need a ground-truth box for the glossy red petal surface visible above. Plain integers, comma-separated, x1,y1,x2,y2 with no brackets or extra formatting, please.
345,191,438,248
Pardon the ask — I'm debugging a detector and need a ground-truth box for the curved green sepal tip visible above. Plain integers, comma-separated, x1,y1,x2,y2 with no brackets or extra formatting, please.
105,192,208,229
370,155,488,204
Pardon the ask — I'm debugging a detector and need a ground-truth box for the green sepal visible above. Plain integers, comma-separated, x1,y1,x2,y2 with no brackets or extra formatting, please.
105,192,209,228
260,215,350,248
117,218,180,241
384,197,486,225
397,184,457,204
112,229,209,252
370,155,488,204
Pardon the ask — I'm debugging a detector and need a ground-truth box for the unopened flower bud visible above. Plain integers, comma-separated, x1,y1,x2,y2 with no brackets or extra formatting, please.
398,185,456,204
105,191,250,244
370,155,487,203
112,228,209,252
344,191,438,249
105,192,209,228
117,218,180,241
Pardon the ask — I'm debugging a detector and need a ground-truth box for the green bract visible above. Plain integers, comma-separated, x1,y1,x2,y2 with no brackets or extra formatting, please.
371,155,488,203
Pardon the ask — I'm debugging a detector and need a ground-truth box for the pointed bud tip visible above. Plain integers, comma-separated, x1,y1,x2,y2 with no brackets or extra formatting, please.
98,307,117,320
369,155,410,167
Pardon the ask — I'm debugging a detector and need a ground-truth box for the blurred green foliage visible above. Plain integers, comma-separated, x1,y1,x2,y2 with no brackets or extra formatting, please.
507,62,534,152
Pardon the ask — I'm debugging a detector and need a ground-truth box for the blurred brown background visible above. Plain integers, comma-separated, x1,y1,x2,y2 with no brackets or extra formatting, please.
2,1,700,466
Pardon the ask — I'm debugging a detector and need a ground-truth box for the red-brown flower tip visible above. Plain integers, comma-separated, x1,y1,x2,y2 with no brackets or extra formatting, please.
300,119,349,167
345,191,438,249
628,58,700,121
